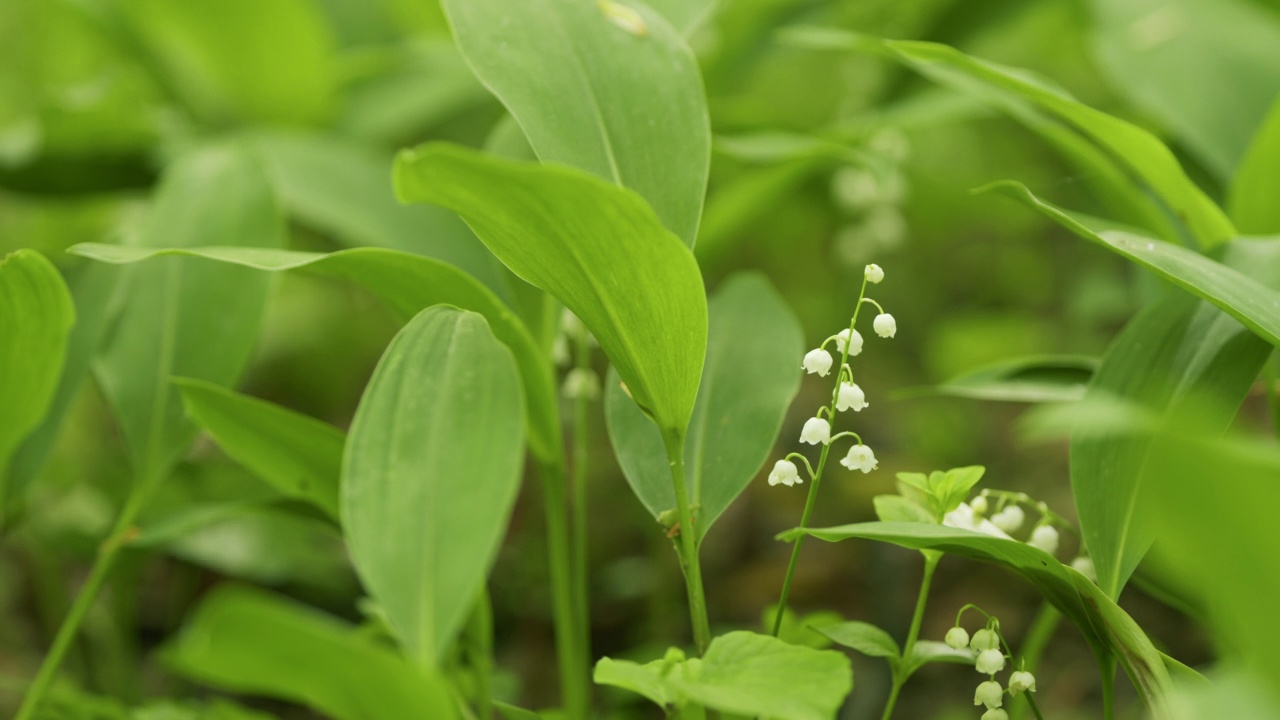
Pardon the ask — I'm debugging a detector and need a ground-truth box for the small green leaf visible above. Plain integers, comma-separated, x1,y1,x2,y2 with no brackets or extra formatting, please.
595,632,853,720
0,249,74,504
343,307,526,666
67,244,559,462
1230,96,1280,234
872,495,933,524
175,378,344,520
784,521,1174,707
92,142,282,483
817,621,901,660
441,0,709,245
605,272,802,539
164,585,457,720
915,354,1097,403
395,144,707,440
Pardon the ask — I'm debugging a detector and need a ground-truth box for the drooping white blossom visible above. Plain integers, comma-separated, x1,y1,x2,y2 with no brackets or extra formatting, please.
836,382,868,412
802,348,834,376
768,460,803,488
865,263,885,284
991,505,1025,533
873,313,897,338
1009,670,1037,695
1029,524,1060,556
945,626,970,650
974,680,1004,709
835,328,864,356
800,417,831,445
839,444,877,473
970,628,1000,652
975,649,1006,675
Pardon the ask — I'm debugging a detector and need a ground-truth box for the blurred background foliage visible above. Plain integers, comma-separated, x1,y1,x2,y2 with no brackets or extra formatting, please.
2,0,1278,717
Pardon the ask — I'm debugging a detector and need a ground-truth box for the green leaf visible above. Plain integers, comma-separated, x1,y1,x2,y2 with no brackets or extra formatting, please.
119,0,337,124
904,641,975,674
67,244,559,462
1230,96,1280,234
92,142,282,483
440,0,709,246
914,354,1097,403
594,632,853,720
643,0,717,34
175,378,344,521
164,585,457,720
783,29,1234,248
817,621,900,661
783,521,1174,708
343,306,526,666
395,144,707,440
986,182,1280,348
250,130,511,298
605,272,802,539
0,249,74,505
1088,0,1280,180
872,495,934,524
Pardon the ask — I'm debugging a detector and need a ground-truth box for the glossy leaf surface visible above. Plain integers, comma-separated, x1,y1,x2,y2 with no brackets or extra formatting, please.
343,307,525,666
395,144,707,440
605,273,802,538
1230,97,1280,234
920,355,1097,403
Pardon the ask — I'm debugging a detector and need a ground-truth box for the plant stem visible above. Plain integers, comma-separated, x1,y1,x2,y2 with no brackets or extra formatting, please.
1025,693,1047,720
570,336,592,694
466,591,495,720
15,490,145,720
663,431,711,654
537,459,590,720
1009,604,1060,720
1267,352,1280,440
879,551,940,720
1101,654,1117,720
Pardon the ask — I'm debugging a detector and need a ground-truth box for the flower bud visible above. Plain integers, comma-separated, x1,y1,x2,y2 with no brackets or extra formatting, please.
970,628,999,652
981,709,1009,720
873,313,896,338
839,444,878,473
1009,670,1036,695
1029,524,1060,556
1071,556,1096,582
865,264,885,284
802,348,834,376
975,648,1006,675
991,505,1025,533
835,328,863,356
970,495,989,515
561,368,600,400
974,680,1003,709
836,382,868,412
945,626,970,650
800,417,831,445
768,460,802,487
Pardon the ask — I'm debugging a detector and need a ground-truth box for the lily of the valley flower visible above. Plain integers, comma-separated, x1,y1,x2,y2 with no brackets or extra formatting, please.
835,328,864,356
945,626,970,650
839,444,877,473
1008,670,1036,695
981,710,1009,720
1029,524,1060,556
836,382,868,412
800,417,831,445
974,680,1003,709
768,460,803,487
943,503,1012,539
865,263,885,284
873,312,897,338
802,348,834,376
970,628,1000,652
1071,556,1096,582
975,649,1006,675
991,505,1025,533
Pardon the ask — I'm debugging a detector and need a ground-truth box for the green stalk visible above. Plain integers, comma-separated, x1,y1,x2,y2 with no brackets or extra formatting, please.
570,336,592,692
536,459,590,720
1009,604,1060,720
15,489,145,720
1101,654,1117,720
662,430,711,654
879,551,940,720
465,591,495,720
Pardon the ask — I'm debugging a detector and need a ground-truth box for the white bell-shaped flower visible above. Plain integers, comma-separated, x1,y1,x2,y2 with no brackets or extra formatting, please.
1029,525,1060,556
873,313,896,338
1071,556,1097,582
835,328,864,356
802,348,834,376
970,628,1000,652
839,444,877,473
971,494,989,515
800,417,831,445
836,382,868,412
991,505,1025,533
945,503,1012,539
974,680,1003,709
768,460,802,487
975,649,1006,675
865,263,885,284
945,627,970,650
981,709,1009,720
1008,670,1036,695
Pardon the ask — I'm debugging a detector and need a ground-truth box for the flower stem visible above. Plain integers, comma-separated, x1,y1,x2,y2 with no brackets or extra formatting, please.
1008,604,1060,720
663,430,711,654
537,459,590,720
772,275,870,637
879,551,940,720
1101,654,1117,720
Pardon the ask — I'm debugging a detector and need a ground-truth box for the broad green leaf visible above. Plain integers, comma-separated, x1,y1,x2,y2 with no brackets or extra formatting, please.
118,0,337,124
913,355,1097,403
987,182,1280,348
175,378,344,520
1230,96,1280,234
164,585,457,720
0,250,74,506
67,244,559,461
783,29,1234,248
343,307,526,666
605,273,802,539
441,0,710,246
1088,0,1280,180
783,522,1174,708
765,606,844,650
7,262,124,513
250,130,511,297
817,621,900,660
91,143,282,482
644,0,718,34
595,631,853,720
395,144,707,440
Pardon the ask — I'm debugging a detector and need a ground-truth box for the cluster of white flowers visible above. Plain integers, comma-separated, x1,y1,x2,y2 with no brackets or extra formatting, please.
943,492,1063,557
769,264,896,489
944,620,1036,720
555,309,601,399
